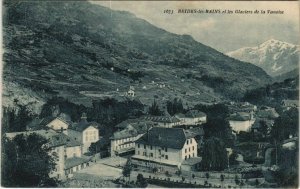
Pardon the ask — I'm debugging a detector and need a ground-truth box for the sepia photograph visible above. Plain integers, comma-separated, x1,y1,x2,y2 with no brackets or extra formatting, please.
1,0,299,188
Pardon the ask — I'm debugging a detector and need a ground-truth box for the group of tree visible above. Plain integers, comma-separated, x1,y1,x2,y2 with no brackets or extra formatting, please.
270,107,298,143
200,137,228,171
2,105,34,133
194,103,234,147
2,133,58,187
166,98,184,116
148,99,163,116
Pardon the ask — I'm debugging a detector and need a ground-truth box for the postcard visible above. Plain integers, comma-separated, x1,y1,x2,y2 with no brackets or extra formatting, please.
1,0,299,188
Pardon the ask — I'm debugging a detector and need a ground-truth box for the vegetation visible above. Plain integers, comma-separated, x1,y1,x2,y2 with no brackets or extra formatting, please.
195,103,234,146
148,99,163,116
2,105,34,133
122,157,132,182
270,107,298,143
1,134,58,187
136,174,148,188
166,98,184,116
201,137,228,171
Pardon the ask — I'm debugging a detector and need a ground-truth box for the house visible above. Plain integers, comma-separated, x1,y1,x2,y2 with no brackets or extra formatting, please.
68,113,99,154
227,101,257,114
127,86,135,97
229,112,255,133
175,110,207,125
110,124,146,157
26,116,71,134
142,115,181,128
281,100,299,110
4,130,92,180
131,127,200,173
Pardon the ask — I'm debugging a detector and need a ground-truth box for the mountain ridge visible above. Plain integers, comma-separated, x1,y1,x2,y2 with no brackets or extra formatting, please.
3,1,271,113
227,39,299,77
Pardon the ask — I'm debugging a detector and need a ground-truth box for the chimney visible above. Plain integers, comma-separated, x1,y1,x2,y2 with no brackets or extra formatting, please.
81,113,87,122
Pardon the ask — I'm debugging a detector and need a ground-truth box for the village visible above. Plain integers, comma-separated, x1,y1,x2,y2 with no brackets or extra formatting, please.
3,85,298,188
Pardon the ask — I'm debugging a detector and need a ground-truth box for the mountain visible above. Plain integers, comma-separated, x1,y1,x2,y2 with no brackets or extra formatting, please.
227,39,299,77
2,1,271,113
274,68,299,82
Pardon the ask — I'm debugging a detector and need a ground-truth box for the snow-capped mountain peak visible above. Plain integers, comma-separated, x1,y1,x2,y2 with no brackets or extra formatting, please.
227,39,299,77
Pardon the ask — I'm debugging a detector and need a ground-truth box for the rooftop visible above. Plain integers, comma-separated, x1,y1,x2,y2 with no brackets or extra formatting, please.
71,119,98,132
142,115,180,123
136,127,195,149
185,110,206,118
181,157,202,165
64,156,91,170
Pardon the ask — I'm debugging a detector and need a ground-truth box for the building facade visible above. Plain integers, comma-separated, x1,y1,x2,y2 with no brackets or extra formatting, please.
131,127,199,173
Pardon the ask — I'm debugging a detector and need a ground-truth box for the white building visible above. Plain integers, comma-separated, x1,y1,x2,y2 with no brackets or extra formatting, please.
131,127,201,173
68,113,100,153
175,110,207,125
229,112,255,133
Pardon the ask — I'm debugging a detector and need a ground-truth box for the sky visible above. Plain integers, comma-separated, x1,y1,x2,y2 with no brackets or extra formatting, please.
92,1,299,53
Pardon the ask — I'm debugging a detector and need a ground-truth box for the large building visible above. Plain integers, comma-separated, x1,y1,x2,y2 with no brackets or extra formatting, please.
5,129,91,180
229,111,255,133
68,113,100,153
110,121,152,156
142,115,181,128
131,127,201,173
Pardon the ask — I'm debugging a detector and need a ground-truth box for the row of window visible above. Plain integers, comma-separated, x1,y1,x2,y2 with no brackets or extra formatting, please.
137,144,168,152
116,142,134,150
115,137,135,144
186,139,193,145
184,153,195,160
184,146,195,153
137,151,169,160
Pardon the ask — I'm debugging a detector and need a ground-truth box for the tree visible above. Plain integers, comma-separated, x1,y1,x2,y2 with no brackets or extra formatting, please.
201,137,228,171
229,151,239,165
148,99,162,116
166,98,184,116
136,173,148,187
234,175,240,185
205,173,210,180
1,134,57,187
270,107,298,143
258,120,268,137
220,174,225,188
122,157,132,182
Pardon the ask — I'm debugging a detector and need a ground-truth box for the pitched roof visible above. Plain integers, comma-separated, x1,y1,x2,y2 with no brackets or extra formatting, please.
229,112,252,121
64,156,91,170
4,130,74,148
27,116,71,131
185,110,206,118
72,119,98,132
136,127,194,149
142,115,180,123
186,127,205,137
181,157,202,165
110,125,139,140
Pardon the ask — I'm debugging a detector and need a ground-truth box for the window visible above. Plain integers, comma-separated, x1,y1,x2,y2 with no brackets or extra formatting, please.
187,140,189,145
192,146,194,150
150,145,153,150
189,148,190,152
185,149,187,153
165,148,168,152
185,156,187,160
143,152,147,156
144,144,146,149
150,153,153,157
165,155,168,160
189,155,191,158
138,144,140,148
